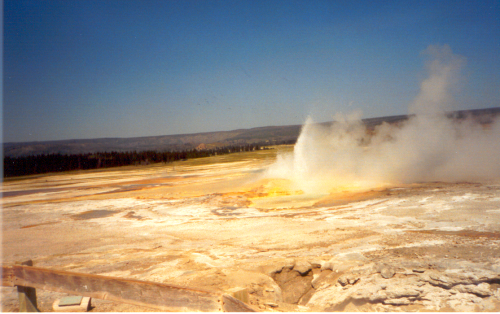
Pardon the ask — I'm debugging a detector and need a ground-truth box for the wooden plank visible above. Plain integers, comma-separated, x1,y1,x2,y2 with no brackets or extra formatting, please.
2,265,222,312
17,285,39,312
1,266,15,287
16,260,39,312
221,294,258,312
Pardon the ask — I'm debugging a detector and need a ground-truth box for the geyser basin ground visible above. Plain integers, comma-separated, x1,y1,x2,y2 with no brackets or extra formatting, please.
2,147,500,312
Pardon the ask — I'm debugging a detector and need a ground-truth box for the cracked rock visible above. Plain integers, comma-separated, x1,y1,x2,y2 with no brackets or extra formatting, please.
453,283,492,297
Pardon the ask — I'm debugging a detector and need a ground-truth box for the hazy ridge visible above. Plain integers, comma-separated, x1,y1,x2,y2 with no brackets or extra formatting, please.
4,107,499,158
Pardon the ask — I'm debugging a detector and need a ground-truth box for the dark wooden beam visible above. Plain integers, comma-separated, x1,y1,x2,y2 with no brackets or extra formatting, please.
1,266,15,287
15,260,39,312
2,265,223,312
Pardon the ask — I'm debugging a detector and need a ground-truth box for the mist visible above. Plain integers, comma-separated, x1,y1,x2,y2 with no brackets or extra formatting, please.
266,45,500,194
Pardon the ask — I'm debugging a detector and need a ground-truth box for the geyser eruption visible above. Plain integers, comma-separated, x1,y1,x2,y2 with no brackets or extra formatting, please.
409,44,465,116
266,44,500,194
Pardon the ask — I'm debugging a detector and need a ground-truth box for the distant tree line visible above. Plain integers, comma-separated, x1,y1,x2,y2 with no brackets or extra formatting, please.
3,143,284,178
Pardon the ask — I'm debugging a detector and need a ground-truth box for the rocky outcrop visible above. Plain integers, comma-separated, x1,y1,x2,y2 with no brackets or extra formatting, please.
305,260,500,312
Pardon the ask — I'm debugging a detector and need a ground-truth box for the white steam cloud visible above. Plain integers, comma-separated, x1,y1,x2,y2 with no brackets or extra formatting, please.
266,45,500,194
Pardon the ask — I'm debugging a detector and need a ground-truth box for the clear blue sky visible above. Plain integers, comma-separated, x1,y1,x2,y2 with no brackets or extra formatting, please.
4,0,500,142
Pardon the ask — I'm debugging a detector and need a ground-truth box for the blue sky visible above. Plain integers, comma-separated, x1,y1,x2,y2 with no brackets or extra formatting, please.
4,0,500,142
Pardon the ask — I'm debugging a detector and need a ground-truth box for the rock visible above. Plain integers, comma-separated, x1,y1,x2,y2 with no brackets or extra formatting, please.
367,291,387,303
383,297,411,305
265,265,284,276
384,287,421,299
283,259,296,270
311,271,336,290
321,261,332,271
311,274,320,288
338,274,359,286
338,276,349,286
321,253,366,272
299,286,317,306
307,264,500,312
265,302,278,308
294,261,312,275
453,283,492,297
283,277,311,304
307,284,348,309
427,273,453,288
222,269,283,303
309,261,323,268
381,268,395,279
413,268,426,273
448,292,484,311
272,266,313,304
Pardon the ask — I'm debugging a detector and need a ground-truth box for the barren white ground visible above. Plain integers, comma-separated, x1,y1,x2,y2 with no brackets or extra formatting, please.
2,147,500,312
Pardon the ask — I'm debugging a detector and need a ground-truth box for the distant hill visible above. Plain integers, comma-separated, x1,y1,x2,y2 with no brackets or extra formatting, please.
4,107,500,157
3,126,302,157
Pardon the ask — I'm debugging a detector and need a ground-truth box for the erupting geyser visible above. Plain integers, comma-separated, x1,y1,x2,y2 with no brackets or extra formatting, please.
266,44,500,194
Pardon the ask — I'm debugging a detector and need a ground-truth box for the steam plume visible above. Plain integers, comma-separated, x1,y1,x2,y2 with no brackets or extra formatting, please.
266,45,500,194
